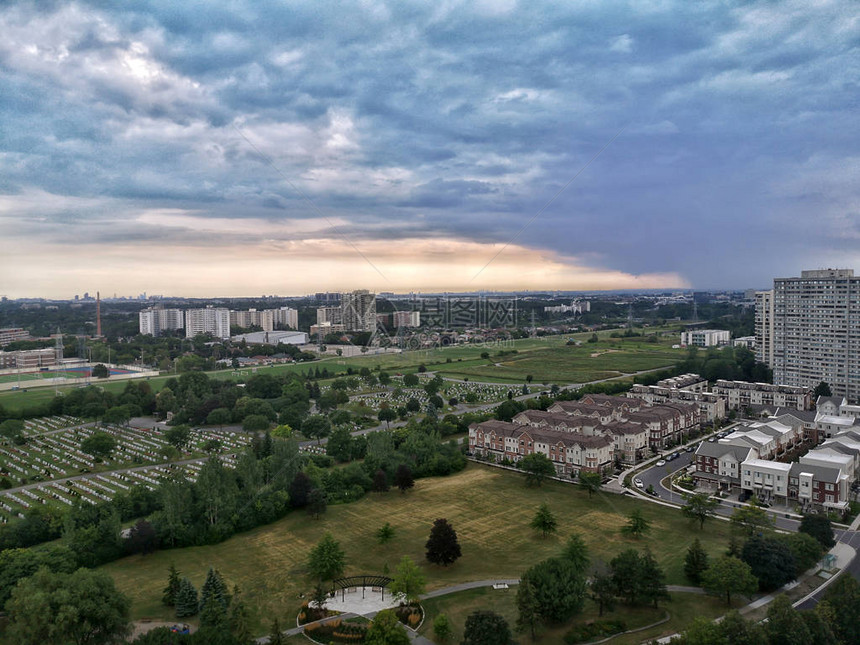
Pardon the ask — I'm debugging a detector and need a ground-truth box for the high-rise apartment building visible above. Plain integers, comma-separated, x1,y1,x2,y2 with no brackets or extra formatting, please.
341,290,377,332
754,290,774,366
759,269,860,402
139,307,184,337
185,307,230,340
316,306,342,325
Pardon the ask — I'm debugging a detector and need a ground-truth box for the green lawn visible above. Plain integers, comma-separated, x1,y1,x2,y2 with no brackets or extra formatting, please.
100,462,731,637
418,586,734,644
0,327,683,411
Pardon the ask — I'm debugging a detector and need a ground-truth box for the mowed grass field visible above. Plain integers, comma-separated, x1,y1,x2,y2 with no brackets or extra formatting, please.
418,587,734,644
0,328,684,412
100,462,731,636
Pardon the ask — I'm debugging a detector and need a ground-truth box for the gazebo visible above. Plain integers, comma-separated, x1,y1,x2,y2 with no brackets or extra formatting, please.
329,575,394,602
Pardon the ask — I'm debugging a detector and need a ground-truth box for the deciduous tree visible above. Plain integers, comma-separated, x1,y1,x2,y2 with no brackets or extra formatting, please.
578,471,602,497
681,492,720,530
308,532,345,583
701,556,758,606
520,557,587,622
389,555,426,603
462,611,512,645
519,452,556,486
365,609,410,645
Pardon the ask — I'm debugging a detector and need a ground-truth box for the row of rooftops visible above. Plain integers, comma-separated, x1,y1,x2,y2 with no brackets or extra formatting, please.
471,419,613,450
712,379,810,394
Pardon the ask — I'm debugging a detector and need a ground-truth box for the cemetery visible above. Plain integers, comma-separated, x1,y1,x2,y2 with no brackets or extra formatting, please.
0,417,251,523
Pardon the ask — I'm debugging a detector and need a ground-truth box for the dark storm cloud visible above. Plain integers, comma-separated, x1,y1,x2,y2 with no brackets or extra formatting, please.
0,0,858,289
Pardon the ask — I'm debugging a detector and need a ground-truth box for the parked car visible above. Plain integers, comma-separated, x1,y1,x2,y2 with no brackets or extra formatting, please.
634,478,644,488
656,460,666,467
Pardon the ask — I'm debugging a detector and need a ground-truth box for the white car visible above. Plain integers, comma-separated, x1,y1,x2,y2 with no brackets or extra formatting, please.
634,478,644,488
656,460,666,467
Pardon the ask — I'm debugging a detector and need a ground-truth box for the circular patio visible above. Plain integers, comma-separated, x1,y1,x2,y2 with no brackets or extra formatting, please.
323,575,401,616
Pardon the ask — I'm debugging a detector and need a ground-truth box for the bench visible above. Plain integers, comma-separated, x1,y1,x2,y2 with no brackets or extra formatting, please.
492,583,509,590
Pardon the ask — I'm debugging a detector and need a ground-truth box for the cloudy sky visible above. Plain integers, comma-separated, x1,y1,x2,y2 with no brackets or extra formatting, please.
0,0,857,298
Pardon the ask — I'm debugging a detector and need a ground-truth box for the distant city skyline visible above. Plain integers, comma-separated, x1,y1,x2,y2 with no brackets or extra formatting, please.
1,1,857,298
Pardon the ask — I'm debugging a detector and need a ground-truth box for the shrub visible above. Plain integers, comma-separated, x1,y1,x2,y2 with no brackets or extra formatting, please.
564,620,627,644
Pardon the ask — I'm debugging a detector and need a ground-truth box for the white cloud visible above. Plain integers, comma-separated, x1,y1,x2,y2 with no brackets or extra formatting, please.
609,34,634,53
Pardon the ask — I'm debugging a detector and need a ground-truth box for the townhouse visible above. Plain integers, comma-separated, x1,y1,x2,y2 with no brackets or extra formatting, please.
468,420,614,476
712,379,811,411
693,443,755,491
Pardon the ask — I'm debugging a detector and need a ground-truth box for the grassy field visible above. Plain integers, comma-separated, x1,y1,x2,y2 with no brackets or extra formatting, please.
417,586,735,644
100,462,731,637
0,329,684,412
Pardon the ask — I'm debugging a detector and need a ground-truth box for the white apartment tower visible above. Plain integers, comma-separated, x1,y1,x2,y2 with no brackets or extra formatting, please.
763,269,860,402
185,307,230,340
754,290,774,366
139,307,184,337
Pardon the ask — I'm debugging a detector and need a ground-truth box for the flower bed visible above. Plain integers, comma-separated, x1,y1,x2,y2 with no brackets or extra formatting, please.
298,601,340,626
564,619,627,643
305,618,369,643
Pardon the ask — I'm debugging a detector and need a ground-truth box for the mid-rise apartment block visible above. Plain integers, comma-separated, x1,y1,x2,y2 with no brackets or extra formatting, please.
392,311,420,328
0,328,31,346
758,269,860,402
712,379,811,411
680,329,730,347
185,307,230,340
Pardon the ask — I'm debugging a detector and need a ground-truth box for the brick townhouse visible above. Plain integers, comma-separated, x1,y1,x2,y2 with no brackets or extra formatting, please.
468,420,614,477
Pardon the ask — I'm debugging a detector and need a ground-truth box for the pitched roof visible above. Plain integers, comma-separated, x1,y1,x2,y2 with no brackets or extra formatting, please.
695,442,753,462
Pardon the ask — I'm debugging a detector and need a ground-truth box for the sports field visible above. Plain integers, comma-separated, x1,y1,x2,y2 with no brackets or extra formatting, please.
101,462,731,636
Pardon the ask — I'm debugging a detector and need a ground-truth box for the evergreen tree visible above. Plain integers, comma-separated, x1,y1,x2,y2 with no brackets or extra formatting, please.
638,550,670,608
562,532,590,574
684,538,709,585
268,618,285,645
162,564,181,606
175,577,199,618
228,585,252,644
425,518,462,566
306,488,328,519
621,509,651,539
530,502,558,538
308,532,346,582
199,567,230,615
589,572,616,617
433,614,452,642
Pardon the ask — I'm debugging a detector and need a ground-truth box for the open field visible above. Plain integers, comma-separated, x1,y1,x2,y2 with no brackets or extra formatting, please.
417,586,735,644
0,329,684,412
100,462,732,636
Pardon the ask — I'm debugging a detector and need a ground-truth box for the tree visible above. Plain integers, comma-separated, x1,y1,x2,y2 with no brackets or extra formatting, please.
228,585,252,644
242,414,270,432
621,508,651,539
561,532,590,575
799,514,836,549
268,618,285,645
365,609,410,645
779,532,824,573
403,373,419,387
394,464,414,493
433,614,452,642
378,407,397,429
730,502,774,536
823,573,860,644
125,518,158,555
814,381,832,398
589,572,616,617
425,518,462,566
376,522,396,544
203,438,222,454
372,469,389,492
302,415,331,444
175,577,199,618
681,492,719,530
81,431,116,459
520,557,587,622
462,610,512,645
406,397,421,412
162,564,181,607
515,580,541,639
684,538,709,584
718,610,768,645
206,407,232,429
288,471,313,508
577,471,602,496
741,534,797,591
5,567,131,645
701,556,758,606
164,424,191,451
638,550,670,608
530,502,558,538
609,549,644,605
390,555,426,603
765,594,811,645
102,406,131,427
306,488,328,519
92,363,110,378
308,532,345,583
199,567,230,617
519,453,556,487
